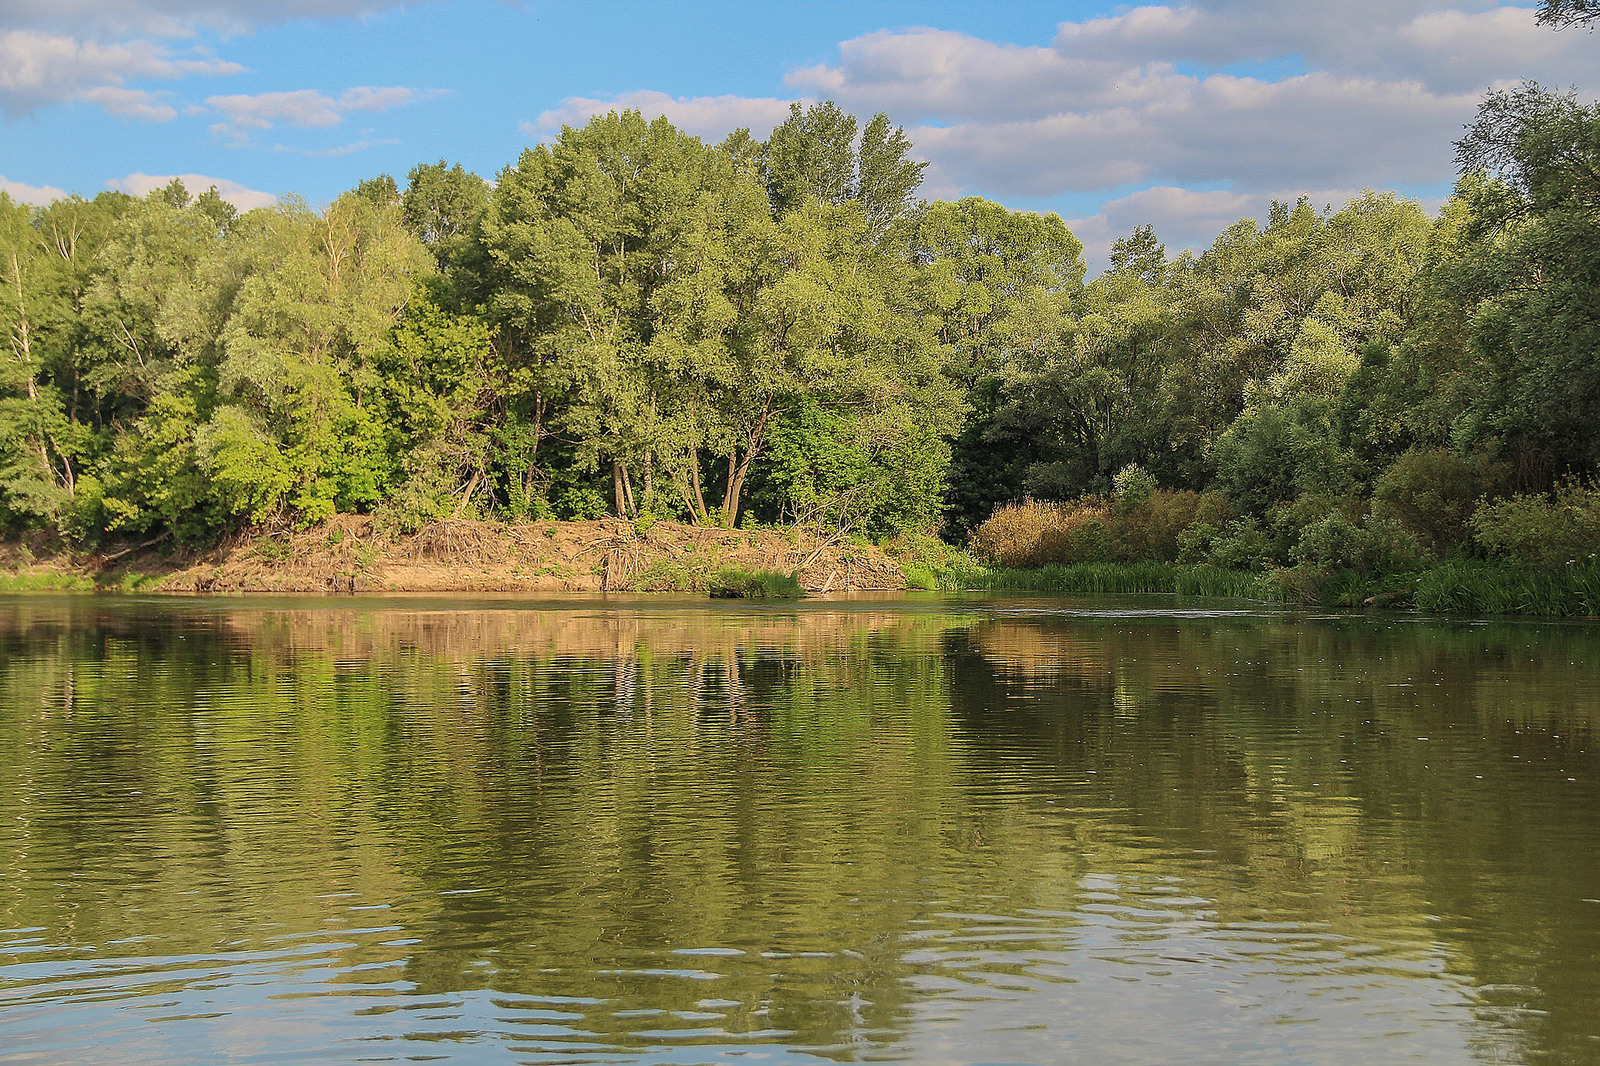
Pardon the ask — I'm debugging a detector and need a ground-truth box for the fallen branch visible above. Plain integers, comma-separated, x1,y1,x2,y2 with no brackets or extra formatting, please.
98,531,171,564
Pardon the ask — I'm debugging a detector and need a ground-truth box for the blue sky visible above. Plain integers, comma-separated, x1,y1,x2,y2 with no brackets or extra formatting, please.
2,1,1595,266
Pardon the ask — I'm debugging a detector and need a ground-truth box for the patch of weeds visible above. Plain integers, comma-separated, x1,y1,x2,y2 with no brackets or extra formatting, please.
0,571,95,592
709,568,802,599
250,537,293,565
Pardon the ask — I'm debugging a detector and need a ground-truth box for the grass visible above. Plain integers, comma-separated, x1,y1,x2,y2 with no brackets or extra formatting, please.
935,555,1600,617
964,561,1273,599
1414,560,1600,617
0,570,96,592
708,568,803,599
0,569,165,593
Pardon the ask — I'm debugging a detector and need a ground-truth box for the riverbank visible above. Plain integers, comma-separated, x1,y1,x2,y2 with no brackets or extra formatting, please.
0,516,906,594
906,556,1600,618
5,523,1597,617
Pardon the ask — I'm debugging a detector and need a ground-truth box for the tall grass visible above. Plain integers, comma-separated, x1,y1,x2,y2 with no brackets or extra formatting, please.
0,570,165,593
708,568,803,599
963,561,1272,599
1415,560,1600,617
0,571,95,592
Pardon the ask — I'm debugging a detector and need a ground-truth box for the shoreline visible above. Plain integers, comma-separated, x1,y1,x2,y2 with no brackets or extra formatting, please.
0,516,907,595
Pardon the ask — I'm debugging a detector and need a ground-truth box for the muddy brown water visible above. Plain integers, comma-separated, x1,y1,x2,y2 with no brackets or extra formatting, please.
1,593,1597,1064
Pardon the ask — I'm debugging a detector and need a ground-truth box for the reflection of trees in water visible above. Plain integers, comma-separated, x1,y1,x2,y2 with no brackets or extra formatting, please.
3,600,1598,1060
0,600,1039,1056
944,614,1600,1064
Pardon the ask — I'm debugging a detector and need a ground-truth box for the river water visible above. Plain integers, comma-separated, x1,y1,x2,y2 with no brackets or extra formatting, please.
1,594,1597,1064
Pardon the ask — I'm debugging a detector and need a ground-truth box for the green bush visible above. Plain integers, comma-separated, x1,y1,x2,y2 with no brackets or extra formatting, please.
1471,479,1600,567
1203,517,1278,571
1373,447,1508,554
1292,511,1424,573
1112,464,1157,509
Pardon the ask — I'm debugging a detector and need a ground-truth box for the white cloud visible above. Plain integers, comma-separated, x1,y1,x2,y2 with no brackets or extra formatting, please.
529,90,797,142
0,174,68,204
773,5,1592,206
207,85,445,141
77,85,177,121
0,1,419,38
787,28,1170,123
1065,185,1447,272
0,28,239,116
1048,2,1594,93
107,171,276,210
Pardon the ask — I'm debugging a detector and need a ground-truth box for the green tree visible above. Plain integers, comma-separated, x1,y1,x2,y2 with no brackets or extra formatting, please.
1447,84,1600,480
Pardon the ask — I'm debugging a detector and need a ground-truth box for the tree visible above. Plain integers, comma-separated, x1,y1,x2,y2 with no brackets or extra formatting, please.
481,111,735,519
763,101,926,230
907,197,1084,529
401,160,489,271
1448,84,1600,479
1537,0,1599,27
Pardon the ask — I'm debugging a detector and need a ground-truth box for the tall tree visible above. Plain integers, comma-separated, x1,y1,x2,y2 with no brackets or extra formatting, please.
1537,0,1599,27
1447,83,1600,479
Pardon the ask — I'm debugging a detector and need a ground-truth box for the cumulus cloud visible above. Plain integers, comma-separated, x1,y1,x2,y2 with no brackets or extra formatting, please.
1064,185,1447,272
529,90,797,142
1051,2,1596,94
1,174,69,204
106,171,276,210
207,85,445,142
0,1,429,122
0,28,239,116
774,4,1594,208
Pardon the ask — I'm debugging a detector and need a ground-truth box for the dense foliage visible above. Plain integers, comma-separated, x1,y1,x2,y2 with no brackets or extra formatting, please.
2,87,1597,584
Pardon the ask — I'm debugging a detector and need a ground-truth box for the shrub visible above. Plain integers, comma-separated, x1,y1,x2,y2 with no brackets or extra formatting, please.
1294,511,1369,570
1471,479,1600,567
1112,489,1207,561
1203,517,1278,571
1293,511,1427,574
1373,447,1508,554
970,499,1113,568
1112,464,1158,509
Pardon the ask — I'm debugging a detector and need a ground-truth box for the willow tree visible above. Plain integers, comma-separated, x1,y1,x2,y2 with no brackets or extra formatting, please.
482,111,737,518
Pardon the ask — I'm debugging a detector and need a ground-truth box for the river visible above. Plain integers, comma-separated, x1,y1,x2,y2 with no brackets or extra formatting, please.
1,594,1597,1064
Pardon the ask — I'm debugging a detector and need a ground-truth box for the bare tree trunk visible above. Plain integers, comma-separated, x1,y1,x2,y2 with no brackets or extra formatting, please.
720,401,773,528
453,469,483,516
690,450,709,522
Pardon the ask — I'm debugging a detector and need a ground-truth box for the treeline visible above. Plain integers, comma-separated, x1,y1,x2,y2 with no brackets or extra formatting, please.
1,88,1597,578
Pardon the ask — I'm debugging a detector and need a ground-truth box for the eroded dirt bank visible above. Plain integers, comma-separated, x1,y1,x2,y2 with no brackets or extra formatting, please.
3,516,907,593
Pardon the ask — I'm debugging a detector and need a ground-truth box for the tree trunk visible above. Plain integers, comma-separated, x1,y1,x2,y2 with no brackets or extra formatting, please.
453,469,483,516
720,401,773,528
690,451,709,522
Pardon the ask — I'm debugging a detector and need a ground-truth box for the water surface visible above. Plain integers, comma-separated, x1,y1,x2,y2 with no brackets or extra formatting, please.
1,594,1598,1064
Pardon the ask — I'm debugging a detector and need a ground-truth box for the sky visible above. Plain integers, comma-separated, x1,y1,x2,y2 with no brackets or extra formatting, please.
1,0,1596,268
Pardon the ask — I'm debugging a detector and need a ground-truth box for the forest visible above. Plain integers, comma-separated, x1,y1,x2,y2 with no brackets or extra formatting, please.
2,82,1598,603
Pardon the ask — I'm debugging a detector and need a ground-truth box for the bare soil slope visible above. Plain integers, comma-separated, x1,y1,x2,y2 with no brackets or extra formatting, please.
5,517,907,593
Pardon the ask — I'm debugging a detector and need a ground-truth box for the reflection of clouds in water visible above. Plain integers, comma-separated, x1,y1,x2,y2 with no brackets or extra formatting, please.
0,597,1596,1064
